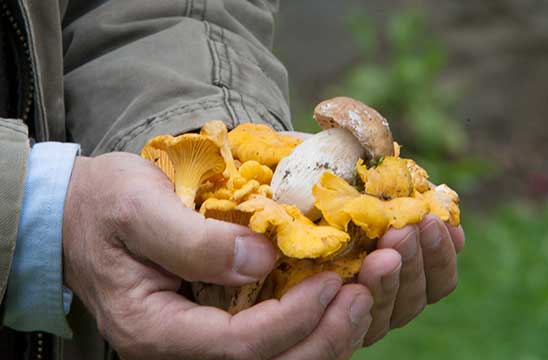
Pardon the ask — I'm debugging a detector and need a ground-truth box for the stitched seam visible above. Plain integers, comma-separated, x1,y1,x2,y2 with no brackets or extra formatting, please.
188,0,194,17
239,92,252,123
184,0,192,16
222,28,234,88
206,34,282,103
202,0,208,21
235,91,288,130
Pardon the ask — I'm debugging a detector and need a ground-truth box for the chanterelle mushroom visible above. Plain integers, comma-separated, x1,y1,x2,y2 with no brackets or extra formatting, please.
141,134,225,208
228,123,303,168
271,97,395,220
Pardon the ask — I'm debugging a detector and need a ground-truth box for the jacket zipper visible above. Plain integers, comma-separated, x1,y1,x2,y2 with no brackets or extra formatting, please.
0,4,46,359
0,0,34,124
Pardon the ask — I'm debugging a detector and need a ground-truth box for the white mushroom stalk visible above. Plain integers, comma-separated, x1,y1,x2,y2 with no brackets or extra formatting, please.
271,97,395,220
271,128,365,220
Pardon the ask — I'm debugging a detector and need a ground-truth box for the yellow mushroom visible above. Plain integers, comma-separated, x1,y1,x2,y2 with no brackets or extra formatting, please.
313,172,429,239
228,123,303,168
140,145,175,183
263,244,367,299
418,184,461,226
142,134,225,208
200,121,246,189
357,157,414,200
199,198,252,226
225,196,350,259
196,121,273,204
238,160,273,185
406,159,431,194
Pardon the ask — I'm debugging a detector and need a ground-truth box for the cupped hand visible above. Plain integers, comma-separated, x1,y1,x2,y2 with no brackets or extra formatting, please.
359,216,465,346
62,152,374,359
281,130,465,347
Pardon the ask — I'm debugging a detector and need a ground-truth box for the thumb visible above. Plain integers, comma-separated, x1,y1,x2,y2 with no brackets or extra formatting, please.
119,188,276,286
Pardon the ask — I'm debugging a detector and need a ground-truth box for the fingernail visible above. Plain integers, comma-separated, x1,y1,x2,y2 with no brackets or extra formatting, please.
233,236,275,279
349,294,373,327
397,229,418,261
381,262,402,294
422,221,442,249
319,280,341,307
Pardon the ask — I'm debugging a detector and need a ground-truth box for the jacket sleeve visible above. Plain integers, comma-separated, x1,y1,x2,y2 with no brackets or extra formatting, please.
62,0,291,156
0,119,29,302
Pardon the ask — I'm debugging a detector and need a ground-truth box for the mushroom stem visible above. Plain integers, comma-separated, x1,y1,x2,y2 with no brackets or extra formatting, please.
271,128,366,220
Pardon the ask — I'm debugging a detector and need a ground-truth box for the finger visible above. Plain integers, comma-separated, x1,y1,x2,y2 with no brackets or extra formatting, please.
131,272,343,359
117,187,276,286
358,249,402,346
274,284,373,360
446,223,465,253
419,215,458,304
378,225,427,329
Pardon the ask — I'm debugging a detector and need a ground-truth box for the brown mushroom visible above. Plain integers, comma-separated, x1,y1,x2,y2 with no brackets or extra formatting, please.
314,96,394,162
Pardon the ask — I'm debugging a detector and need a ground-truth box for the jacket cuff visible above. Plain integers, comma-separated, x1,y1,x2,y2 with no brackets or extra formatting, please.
3,142,80,338
100,92,290,155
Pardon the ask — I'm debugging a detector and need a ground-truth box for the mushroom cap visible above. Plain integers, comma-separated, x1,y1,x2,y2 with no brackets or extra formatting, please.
228,123,303,168
236,196,350,259
313,172,429,239
265,242,367,299
357,157,415,200
314,97,394,161
238,160,273,185
417,184,461,226
199,198,252,226
143,134,226,208
140,146,175,183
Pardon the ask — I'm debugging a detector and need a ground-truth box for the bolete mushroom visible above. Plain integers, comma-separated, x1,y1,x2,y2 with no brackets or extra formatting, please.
271,97,395,220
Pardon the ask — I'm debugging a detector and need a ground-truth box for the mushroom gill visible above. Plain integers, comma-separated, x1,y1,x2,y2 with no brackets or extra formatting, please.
142,134,225,208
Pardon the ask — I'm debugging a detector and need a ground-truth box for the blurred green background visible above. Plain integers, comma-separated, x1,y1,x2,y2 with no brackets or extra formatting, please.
275,1,548,359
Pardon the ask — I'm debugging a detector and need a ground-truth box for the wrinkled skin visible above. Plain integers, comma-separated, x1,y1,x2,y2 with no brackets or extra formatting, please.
63,152,376,359
283,131,465,348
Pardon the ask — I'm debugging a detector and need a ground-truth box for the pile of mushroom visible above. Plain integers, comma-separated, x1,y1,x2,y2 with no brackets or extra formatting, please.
140,96,460,314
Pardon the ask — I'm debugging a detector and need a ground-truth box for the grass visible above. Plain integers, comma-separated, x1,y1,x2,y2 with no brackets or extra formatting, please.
353,202,548,360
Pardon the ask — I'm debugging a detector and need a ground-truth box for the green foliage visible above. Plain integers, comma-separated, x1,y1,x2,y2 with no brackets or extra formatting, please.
352,202,548,360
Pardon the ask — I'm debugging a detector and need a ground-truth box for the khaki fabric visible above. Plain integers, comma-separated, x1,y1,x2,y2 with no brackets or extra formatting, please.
0,119,29,302
0,0,290,358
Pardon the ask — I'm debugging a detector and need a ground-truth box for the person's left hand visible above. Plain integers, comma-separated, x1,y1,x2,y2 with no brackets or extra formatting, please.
358,215,465,346
281,131,465,348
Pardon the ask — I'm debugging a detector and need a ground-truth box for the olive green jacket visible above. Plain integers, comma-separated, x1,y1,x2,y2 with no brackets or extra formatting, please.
0,0,290,358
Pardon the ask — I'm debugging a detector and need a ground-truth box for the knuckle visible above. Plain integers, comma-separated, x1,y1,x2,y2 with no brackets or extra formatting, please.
432,251,455,270
110,187,146,231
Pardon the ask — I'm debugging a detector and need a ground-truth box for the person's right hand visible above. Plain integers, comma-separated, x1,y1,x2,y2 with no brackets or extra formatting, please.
62,152,374,360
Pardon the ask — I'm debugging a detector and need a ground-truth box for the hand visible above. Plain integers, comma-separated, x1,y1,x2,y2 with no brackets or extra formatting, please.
63,152,374,359
358,216,465,345
281,131,465,347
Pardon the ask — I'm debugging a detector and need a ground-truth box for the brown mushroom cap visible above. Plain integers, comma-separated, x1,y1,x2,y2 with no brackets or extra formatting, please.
313,97,394,161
